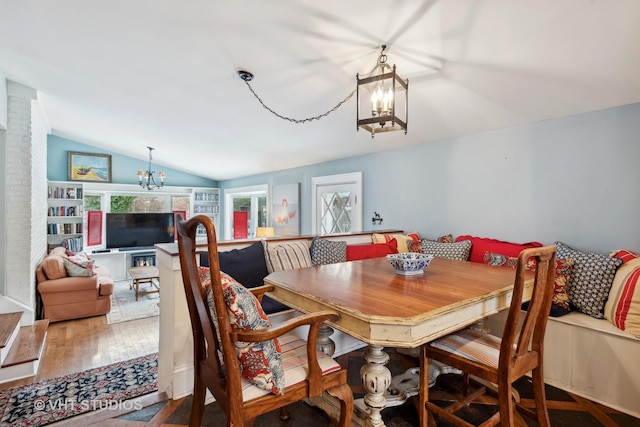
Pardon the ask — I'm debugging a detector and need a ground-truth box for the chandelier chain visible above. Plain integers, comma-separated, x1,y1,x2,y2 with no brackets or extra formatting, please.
241,79,356,124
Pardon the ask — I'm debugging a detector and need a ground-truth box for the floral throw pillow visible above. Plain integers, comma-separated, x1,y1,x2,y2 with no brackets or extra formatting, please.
483,251,519,269
411,234,454,253
484,252,575,316
372,232,420,253
437,234,454,243
548,258,575,312
199,267,285,395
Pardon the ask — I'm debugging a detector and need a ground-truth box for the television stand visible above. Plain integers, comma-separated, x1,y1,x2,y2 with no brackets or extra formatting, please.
91,247,158,280
118,246,155,252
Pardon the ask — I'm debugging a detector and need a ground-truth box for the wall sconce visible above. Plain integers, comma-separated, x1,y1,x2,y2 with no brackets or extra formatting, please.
372,212,383,226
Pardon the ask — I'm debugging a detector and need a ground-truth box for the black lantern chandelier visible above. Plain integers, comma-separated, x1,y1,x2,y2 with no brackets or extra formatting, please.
237,45,408,138
356,45,408,137
136,146,166,190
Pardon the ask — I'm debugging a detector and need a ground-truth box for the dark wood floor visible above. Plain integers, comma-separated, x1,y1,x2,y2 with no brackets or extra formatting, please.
3,314,639,426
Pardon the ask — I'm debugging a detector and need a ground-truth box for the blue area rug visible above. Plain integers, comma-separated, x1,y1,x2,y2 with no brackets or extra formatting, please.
107,280,159,324
0,353,158,426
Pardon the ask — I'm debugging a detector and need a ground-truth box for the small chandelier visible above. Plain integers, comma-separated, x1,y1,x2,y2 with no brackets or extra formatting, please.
357,45,408,138
136,146,166,190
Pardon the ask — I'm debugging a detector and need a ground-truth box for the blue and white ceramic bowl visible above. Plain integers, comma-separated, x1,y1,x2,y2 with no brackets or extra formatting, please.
386,253,434,275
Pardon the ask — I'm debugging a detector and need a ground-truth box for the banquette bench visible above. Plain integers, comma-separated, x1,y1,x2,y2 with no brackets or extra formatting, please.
486,308,640,418
155,230,640,418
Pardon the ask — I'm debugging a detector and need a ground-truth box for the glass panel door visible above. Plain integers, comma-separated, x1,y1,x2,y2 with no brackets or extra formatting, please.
312,172,362,235
223,185,268,240
320,188,354,234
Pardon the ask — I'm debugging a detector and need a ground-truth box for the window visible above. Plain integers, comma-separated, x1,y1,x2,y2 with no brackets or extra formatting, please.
111,195,171,213
172,196,190,214
223,185,268,240
84,195,102,211
312,172,362,235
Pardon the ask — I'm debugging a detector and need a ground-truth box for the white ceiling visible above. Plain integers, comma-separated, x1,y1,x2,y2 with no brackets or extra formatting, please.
1,1,639,180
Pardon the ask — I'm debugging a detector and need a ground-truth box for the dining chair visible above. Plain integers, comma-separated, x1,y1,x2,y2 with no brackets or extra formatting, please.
419,245,557,427
176,214,353,427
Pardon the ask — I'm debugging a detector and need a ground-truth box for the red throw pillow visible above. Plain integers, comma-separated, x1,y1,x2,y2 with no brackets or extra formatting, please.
455,235,543,264
610,249,639,264
346,239,398,261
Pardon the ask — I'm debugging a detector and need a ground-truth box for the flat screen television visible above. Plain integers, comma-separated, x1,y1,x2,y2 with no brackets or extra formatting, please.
106,213,175,250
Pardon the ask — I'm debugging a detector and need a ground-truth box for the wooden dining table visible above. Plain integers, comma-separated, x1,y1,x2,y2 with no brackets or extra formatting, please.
264,256,533,427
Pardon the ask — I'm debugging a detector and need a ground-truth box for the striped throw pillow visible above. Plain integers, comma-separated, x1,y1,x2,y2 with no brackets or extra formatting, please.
604,255,640,338
263,240,312,273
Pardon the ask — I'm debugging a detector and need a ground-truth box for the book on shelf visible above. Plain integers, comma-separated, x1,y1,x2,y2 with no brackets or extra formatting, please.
48,185,83,199
47,223,83,234
48,205,83,217
194,192,219,202
61,237,83,252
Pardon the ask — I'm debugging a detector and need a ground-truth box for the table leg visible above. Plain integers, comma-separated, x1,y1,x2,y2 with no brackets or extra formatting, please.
357,345,391,427
317,324,336,356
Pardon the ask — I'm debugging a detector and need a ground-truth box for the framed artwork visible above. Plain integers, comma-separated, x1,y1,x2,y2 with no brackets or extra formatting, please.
272,183,300,236
67,151,112,182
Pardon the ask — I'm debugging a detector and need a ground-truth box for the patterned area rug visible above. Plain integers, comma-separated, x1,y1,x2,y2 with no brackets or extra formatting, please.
0,353,158,427
106,279,159,324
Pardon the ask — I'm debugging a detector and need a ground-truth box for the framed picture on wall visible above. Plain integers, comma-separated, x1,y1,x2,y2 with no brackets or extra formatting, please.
271,183,300,236
67,151,112,183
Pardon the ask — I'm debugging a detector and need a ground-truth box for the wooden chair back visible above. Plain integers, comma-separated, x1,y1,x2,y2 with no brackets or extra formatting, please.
421,245,557,427
176,214,353,427
176,214,243,416
502,245,557,374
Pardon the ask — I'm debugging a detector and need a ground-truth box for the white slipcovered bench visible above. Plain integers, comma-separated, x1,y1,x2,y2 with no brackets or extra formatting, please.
486,310,640,418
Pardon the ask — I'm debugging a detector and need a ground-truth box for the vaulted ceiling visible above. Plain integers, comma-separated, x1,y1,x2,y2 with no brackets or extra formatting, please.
1,1,639,180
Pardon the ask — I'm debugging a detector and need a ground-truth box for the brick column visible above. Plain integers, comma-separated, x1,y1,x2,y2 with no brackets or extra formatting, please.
5,81,49,314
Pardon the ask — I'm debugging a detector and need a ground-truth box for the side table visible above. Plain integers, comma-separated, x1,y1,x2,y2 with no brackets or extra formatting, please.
128,266,160,301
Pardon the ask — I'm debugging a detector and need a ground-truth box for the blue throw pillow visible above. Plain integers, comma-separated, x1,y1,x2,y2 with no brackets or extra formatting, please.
556,241,622,319
310,236,347,265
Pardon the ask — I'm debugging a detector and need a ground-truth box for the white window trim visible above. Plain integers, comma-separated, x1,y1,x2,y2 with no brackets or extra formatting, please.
223,184,269,240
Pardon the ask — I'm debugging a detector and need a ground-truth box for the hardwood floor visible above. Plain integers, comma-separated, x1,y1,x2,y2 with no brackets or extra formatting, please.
0,314,159,391
3,314,639,426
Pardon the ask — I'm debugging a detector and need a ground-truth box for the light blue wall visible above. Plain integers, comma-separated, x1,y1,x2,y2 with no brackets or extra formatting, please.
47,135,218,187
0,74,7,130
0,76,6,296
220,103,640,254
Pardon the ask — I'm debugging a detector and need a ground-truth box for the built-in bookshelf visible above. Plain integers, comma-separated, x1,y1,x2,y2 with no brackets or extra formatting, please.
47,181,84,252
191,188,220,235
